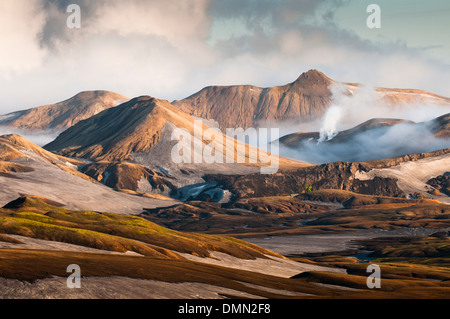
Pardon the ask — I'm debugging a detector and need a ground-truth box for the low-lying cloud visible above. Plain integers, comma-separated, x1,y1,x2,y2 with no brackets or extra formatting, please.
280,121,450,164
0,126,60,147
278,84,450,164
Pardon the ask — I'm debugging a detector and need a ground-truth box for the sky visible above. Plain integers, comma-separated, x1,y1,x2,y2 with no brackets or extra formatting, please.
0,0,449,114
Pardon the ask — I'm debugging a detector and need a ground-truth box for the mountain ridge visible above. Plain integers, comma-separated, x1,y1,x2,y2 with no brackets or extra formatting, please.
44,96,306,171
0,90,129,131
173,69,333,130
173,69,450,130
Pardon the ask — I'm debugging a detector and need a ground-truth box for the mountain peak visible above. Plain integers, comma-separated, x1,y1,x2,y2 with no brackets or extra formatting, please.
295,69,333,84
44,97,188,161
130,95,159,104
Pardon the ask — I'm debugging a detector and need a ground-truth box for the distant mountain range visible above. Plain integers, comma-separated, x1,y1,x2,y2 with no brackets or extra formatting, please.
44,95,301,169
43,96,306,197
1,69,449,196
173,69,450,130
2,70,449,134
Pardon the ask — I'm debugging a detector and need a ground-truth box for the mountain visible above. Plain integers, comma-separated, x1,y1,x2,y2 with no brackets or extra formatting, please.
45,95,306,166
0,90,129,131
279,118,412,146
43,96,308,199
277,114,450,164
0,133,83,174
45,96,197,161
173,69,450,130
173,69,333,130
79,161,176,195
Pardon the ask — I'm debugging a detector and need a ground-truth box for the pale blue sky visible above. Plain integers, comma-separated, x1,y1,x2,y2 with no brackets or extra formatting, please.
208,0,450,62
333,0,450,62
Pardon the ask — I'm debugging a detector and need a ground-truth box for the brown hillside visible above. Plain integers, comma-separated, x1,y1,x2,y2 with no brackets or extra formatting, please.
0,134,93,182
44,96,307,170
0,90,128,130
0,195,281,260
0,134,81,165
173,69,333,130
430,113,450,138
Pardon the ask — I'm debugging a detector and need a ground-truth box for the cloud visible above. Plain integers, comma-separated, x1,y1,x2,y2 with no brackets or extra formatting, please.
317,83,375,142
39,0,213,49
0,126,60,147
0,0,449,116
278,83,450,164
280,121,450,164
208,0,346,30
0,0,48,73
0,0,218,111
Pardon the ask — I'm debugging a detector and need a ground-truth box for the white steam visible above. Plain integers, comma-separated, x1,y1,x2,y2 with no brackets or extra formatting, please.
318,83,380,143
317,83,450,137
279,83,450,164
318,104,342,143
281,121,450,164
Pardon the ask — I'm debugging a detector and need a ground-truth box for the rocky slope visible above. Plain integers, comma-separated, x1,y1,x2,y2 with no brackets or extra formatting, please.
430,113,450,138
204,161,404,200
201,150,450,203
173,69,333,130
44,96,307,192
427,173,450,196
79,161,176,194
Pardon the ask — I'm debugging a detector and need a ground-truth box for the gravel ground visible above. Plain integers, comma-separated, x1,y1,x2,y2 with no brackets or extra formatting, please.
0,277,263,299
0,150,179,214
181,252,345,278
243,227,450,255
